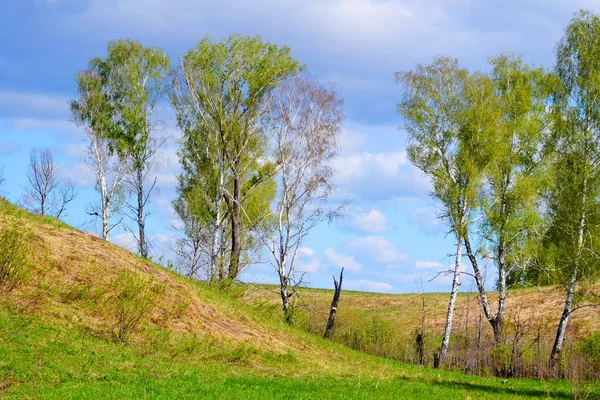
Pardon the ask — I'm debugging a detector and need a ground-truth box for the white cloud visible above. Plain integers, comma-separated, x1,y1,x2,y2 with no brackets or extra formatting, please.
410,206,445,235
111,232,137,252
295,247,321,273
324,248,361,271
297,247,315,257
412,260,468,286
415,261,444,270
345,279,394,293
0,118,80,138
338,125,369,154
350,209,389,233
345,235,409,265
59,161,96,188
0,92,70,119
331,150,428,202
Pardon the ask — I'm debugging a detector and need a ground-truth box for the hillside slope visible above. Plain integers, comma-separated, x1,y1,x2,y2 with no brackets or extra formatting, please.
244,282,600,344
0,199,597,399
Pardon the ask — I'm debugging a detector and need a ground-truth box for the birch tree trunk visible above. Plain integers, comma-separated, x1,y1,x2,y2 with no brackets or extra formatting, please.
136,167,148,259
464,236,503,344
549,185,585,369
438,236,462,366
209,165,224,282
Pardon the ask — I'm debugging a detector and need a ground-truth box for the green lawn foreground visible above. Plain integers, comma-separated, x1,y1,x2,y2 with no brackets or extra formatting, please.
1,306,593,400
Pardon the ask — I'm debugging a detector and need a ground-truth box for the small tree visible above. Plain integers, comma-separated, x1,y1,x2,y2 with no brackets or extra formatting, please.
266,74,344,322
0,165,5,191
23,148,77,218
172,194,210,280
71,69,126,240
90,40,171,258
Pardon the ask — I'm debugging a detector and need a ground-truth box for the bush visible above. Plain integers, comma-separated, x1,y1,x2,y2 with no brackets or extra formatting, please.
109,270,164,342
0,221,32,293
339,317,408,360
578,331,600,365
491,343,513,377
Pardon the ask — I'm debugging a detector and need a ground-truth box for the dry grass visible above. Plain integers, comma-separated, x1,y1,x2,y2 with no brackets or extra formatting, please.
0,202,309,355
243,283,599,345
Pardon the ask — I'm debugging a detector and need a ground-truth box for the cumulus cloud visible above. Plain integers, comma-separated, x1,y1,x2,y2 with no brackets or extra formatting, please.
409,206,445,236
324,248,362,271
349,209,389,233
111,232,137,252
0,92,71,119
295,247,321,273
412,260,469,286
345,235,409,265
345,279,394,293
59,161,96,188
331,151,428,202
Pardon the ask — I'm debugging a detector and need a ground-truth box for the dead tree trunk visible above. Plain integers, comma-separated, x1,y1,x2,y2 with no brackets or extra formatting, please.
323,268,344,339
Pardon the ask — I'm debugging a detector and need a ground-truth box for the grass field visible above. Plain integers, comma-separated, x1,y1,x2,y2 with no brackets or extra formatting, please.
1,198,599,399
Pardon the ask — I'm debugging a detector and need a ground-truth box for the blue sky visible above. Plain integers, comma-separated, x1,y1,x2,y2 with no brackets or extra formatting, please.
0,0,595,293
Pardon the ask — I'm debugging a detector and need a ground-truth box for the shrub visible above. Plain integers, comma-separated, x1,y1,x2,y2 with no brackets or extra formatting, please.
0,221,32,293
578,331,600,365
109,270,164,342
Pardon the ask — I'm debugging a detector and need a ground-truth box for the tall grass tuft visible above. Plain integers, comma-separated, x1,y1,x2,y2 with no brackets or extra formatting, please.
109,270,165,342
0,220,33,293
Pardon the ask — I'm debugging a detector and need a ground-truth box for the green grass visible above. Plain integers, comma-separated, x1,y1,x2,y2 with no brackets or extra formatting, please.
1,198,599,399
2,305,595,399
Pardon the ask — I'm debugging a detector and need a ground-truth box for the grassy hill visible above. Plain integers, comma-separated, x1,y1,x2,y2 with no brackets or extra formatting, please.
243,281,600,362
0,198,598,399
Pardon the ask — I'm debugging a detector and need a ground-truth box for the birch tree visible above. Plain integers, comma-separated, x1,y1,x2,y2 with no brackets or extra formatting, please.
266,75,344,322
397,57,497,365
468,55,549,345
71,70,125,240
546,10,600,368
171,35,300,281
94,40,171,258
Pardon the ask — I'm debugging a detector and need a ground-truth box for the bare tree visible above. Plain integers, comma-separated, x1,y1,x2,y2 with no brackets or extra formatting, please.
171,197,212,280
265,75,344,323
122,137,164,259
0,165,5,192
24,148,78,218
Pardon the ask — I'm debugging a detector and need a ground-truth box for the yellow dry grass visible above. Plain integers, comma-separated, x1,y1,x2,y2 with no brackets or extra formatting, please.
245,282,600,342
1,211,308,354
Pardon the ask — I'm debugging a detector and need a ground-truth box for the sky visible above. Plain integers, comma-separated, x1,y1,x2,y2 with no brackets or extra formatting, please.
0,0,596,294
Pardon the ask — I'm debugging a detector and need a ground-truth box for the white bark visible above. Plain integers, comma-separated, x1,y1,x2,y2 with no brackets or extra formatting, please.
439,236,462,365
85,129,125,240
550,179,586,367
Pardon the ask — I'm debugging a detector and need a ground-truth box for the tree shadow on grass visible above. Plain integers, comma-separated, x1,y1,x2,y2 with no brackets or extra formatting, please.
393,375,572,399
